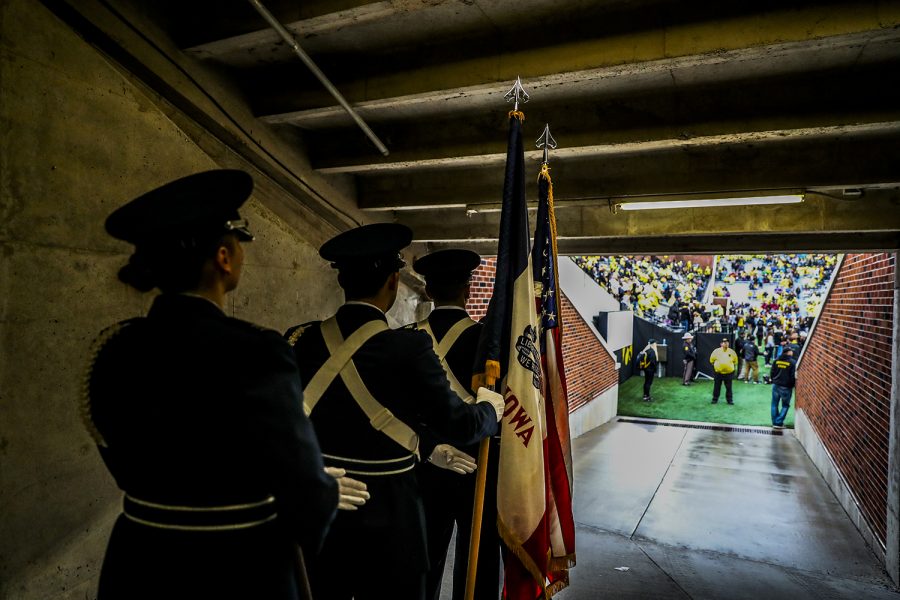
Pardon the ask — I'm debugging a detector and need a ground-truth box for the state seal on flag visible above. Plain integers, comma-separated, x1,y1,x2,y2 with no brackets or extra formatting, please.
515,324,542,390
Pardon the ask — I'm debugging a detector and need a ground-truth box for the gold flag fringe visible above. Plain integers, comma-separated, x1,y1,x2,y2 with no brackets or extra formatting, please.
498,517,549,599
509,110,526,122
496,516,574,598
549,554,577,571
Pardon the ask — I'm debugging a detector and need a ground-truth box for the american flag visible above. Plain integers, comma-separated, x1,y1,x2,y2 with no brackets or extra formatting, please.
531,163,576,596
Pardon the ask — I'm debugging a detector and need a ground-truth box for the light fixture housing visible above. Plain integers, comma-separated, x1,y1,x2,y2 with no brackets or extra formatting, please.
617,194,804,211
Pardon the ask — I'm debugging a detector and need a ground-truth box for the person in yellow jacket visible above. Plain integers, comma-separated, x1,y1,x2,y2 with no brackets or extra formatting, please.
710,338,739,405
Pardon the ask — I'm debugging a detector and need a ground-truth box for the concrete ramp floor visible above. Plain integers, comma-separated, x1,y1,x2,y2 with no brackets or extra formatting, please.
562,420,898,599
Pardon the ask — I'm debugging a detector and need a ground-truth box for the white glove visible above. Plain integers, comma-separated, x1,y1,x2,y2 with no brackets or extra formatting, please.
428,444,477,475
476,387,505,422
324,467,370,511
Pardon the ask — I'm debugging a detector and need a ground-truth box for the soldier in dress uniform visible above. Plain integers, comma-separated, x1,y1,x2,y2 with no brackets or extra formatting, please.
410,249,503,600
84,170,367,600
284,224,505,600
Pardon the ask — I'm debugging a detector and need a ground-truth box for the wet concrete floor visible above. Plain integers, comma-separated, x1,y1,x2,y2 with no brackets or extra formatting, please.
440,419,898,599
560,419,898,599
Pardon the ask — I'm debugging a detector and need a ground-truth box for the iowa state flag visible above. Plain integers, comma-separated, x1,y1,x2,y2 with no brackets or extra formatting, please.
531,163,576,595
473,110,565,599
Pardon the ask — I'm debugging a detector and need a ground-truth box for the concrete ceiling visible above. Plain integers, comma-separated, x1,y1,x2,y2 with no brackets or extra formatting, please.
71,0,900,252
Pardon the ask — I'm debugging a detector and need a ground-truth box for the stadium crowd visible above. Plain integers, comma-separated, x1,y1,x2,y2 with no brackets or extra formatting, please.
572,255,711,321
575,254,838,355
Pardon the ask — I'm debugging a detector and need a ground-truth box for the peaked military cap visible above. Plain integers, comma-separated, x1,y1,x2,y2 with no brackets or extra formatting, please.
105,170,255,245
413,249,481,284
319,223,412,270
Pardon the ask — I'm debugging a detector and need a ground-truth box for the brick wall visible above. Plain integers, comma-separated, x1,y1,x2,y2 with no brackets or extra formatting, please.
796,253,895,545
467,258,496,321
466,258,618,413
560,294,619,411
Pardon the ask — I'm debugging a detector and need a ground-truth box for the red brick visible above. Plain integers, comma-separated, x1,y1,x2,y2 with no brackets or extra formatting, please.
465,258,618,413
797,253,895,545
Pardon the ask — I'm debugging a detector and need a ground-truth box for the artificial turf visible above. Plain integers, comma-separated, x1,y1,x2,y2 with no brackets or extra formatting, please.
617,374,795,428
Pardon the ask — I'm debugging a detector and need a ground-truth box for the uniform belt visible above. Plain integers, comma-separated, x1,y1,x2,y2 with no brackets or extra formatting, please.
323,453,416,476
122,494,277,532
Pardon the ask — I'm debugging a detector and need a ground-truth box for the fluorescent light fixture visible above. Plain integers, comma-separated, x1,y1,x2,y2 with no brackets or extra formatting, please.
617,194,803,211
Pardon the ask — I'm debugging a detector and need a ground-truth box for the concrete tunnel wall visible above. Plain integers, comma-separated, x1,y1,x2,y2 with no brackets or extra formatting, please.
0,2,417,597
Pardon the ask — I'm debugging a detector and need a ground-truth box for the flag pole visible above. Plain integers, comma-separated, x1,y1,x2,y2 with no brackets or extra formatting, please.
464,77,529,600
464,403,493,600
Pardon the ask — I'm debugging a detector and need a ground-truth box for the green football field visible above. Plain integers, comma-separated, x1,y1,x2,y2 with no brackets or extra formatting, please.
617,374,795,428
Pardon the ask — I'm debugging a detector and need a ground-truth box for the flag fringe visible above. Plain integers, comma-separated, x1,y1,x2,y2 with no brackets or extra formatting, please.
498,518,549,599
508,110,526,122
549,554,576,571
497,514,575,599
546,576,569,597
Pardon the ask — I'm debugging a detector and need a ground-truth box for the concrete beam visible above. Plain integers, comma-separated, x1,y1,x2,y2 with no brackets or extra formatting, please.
358,129,900,209
399,191,900,245
424,231,900,256
248,15,900,124
184,1,438,61
311,108,900,174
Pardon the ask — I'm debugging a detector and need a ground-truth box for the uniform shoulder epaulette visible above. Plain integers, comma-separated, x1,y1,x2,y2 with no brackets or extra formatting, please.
285,321,319,347
80,319,139,447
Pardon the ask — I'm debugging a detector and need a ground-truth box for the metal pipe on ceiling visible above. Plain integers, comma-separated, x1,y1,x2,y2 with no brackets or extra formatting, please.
247,0,390,156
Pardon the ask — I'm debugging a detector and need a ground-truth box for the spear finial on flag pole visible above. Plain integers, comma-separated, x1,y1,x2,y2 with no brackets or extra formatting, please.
505,76,530,117
536,123,558,166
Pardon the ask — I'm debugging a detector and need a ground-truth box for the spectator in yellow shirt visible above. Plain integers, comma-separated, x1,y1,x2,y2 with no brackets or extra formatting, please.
710,338,739,405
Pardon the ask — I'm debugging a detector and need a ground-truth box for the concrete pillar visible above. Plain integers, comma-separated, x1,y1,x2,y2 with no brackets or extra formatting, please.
886,252,900,587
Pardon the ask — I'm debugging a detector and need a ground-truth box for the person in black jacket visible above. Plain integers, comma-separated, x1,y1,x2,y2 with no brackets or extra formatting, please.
409,249,502,600
85,170,355,600
638,339,660,402
770,346,797,428
755,319,766,346
285,225,505,600
739,336,761,384
679,303,692,331
681,332,697,385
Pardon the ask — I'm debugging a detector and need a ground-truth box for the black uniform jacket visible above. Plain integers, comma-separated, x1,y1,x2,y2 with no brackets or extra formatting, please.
683,342,697,361
285,302,498,572
414,306,484,460
87,294,338,599
412,307,503,600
